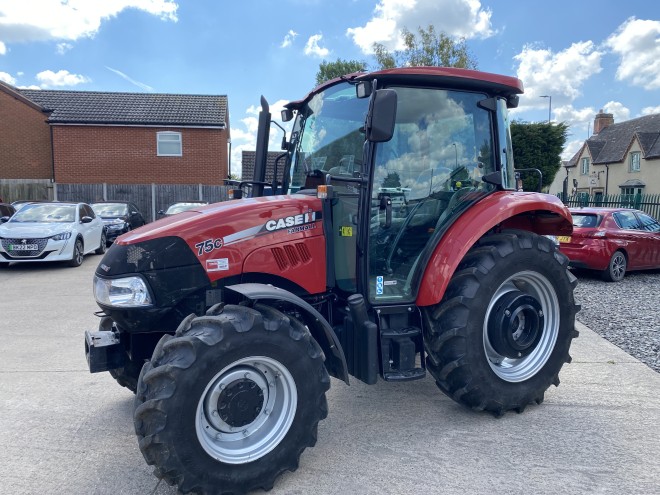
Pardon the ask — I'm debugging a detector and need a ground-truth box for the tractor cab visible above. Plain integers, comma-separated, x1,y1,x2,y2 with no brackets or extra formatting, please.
238,69,529,383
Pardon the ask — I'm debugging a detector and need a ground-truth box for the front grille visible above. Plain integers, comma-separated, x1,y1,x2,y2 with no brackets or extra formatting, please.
1,237,49,258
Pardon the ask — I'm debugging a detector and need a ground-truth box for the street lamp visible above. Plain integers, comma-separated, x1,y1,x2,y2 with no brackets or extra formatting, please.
540,95,552,123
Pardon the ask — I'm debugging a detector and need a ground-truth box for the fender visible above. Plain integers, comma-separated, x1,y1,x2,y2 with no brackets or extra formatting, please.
416,191,573,307
226,283,350,384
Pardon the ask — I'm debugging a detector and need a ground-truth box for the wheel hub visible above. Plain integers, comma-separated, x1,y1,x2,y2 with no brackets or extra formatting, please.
217,378,264,427
488,291,544,359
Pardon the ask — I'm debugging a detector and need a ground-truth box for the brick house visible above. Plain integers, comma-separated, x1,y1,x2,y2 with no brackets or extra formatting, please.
552,111,660,198
0,81,229,185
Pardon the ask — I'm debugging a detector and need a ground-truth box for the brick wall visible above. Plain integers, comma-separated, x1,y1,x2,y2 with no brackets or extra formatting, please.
52,126,229,185
0,90,53,179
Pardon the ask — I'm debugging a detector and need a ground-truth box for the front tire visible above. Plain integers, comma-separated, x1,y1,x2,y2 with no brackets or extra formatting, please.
602,250,626,282
423,231,579,416
134,304,330,495
67,238,84,267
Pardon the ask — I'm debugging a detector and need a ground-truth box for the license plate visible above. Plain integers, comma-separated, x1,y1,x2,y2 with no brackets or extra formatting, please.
10,244,38,251
557,236,571,243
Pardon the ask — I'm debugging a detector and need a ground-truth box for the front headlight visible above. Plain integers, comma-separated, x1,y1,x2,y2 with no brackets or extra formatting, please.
94,275,153,307
51,231,72,241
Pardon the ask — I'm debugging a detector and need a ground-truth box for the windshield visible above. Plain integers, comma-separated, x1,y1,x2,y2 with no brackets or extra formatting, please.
10,204,76,223
92,203,128,217
288,82,370,191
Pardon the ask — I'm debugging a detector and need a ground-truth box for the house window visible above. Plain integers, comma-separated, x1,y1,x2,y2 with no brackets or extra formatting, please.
621,187,643,196
157,131,182,156
629,152,641,172
580,157,589,175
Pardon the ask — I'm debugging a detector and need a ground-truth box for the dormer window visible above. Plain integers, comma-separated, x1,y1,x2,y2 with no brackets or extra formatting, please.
629,152,641,172
580,157,589,175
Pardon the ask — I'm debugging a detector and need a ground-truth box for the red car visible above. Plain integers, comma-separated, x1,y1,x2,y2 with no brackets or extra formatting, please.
559,207,660,281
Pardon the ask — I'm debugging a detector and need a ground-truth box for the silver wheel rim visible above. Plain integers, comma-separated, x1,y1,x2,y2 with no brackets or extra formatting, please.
195,356,297,464
483,270,559,382
611,253,625,280
75,241,83,264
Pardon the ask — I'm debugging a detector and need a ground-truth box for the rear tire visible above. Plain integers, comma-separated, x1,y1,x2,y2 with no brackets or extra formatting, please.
602,250,626,282
134,304,330,495
423,230,579,416
95,231,107,254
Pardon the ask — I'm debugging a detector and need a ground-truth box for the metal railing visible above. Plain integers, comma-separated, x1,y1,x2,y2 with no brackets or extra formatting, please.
560,193,660,219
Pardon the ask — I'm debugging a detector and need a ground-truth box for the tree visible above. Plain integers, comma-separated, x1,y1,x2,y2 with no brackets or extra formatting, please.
510,121,569,192
373,25,478,70
315,59,367,86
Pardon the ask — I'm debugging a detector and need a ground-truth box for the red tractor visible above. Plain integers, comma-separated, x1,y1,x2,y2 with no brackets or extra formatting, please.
85,67,579,494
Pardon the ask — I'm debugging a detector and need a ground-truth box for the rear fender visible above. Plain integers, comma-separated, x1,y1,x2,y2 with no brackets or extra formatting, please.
416,192,572,307
226,283,349,384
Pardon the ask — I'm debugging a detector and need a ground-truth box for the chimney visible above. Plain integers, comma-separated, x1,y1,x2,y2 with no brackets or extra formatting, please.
593,109,614,135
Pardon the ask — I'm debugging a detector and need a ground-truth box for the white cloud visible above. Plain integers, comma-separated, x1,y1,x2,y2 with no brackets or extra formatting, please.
106,66,153,91
641,105,660,116
346,0,494,54
0,0,178,48
304,34,329,58
562,139,584,161
281,30,298,48
0,41,6,55
602,101,630,123
605,17,660,91
36,69,90,88
56,42,73,55
0,71,16,85
514,41,604,110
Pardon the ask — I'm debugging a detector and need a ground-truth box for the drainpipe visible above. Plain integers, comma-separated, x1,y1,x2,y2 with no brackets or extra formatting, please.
49,124,56,200
605,164,609,196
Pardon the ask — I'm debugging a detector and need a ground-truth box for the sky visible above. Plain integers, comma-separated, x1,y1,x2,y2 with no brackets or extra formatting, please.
1,0,659,178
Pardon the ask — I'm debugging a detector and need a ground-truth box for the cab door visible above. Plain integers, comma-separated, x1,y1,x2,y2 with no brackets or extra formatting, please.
366,86,497,304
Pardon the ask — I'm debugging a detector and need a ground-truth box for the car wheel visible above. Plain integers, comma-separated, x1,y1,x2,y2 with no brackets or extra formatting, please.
67,238,84,267
95,231,107,255
602,250,626,282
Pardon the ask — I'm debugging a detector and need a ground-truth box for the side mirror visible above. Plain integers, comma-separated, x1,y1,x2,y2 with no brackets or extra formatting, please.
366,89,397,143
81,216,93,224
157,210,165,215
0,216,9,223
281,108,293,122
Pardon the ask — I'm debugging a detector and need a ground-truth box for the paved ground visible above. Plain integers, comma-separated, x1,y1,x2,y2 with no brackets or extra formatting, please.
1,257,659,495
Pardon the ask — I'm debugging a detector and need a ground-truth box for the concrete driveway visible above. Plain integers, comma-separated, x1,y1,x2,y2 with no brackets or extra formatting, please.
1,257,659,494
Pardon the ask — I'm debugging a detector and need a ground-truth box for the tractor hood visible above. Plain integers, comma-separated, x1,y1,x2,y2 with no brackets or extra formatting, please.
96,194,325,287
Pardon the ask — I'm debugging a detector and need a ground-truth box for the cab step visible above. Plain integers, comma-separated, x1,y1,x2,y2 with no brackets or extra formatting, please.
380,326,426,381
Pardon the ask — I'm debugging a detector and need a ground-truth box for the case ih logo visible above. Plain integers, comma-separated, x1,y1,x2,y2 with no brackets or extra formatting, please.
265,212,318,232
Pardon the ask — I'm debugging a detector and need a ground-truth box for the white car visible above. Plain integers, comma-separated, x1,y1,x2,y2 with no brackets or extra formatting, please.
0,202,106,267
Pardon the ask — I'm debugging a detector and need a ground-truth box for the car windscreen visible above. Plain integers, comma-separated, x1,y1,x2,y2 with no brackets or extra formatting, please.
92,203,128,217
571,213,599,228
10,204,75,223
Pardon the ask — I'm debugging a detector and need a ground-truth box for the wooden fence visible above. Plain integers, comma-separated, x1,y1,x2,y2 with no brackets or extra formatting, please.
53,183,231,223
0,179,53,203
561,193,660,219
